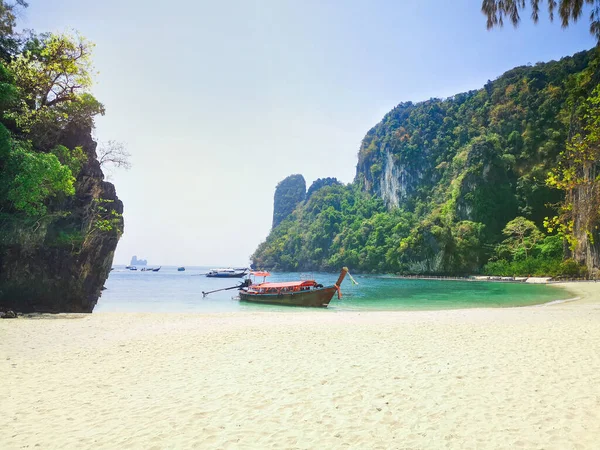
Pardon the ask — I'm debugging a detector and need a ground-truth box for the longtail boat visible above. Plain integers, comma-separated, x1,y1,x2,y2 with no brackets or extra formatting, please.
238,267,348,308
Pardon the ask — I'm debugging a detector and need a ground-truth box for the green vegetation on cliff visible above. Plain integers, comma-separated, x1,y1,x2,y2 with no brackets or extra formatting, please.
252,48,600,276
0,5,120,244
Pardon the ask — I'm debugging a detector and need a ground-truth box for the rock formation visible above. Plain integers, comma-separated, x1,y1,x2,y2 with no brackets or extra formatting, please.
0,125,123,313
272,174,306,229
306,177,342,201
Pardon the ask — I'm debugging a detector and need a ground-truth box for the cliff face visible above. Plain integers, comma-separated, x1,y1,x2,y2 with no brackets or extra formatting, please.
355,103,424,210
355,49,596,260
0,125,123,312
271,176,344,229
272,174,306,228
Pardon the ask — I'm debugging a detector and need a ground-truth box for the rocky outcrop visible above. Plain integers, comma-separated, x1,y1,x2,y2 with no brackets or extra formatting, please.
570,184,600,273
0,124,123,313
272,174,306,229
306,177,341,201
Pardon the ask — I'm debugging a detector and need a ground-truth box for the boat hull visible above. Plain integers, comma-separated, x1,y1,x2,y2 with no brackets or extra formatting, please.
206,272,247,278
239,286,337,308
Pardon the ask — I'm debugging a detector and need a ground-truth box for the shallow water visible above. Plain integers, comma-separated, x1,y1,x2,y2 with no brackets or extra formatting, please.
95,266,570,313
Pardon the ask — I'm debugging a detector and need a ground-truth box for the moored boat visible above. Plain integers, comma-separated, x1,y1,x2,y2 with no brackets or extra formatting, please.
206,268,248,278
239,267,348,308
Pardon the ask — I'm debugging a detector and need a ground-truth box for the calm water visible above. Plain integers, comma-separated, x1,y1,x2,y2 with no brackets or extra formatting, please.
95,266,571,313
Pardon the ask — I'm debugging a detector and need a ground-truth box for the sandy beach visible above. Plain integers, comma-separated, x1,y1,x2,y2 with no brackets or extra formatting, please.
1,282,599,449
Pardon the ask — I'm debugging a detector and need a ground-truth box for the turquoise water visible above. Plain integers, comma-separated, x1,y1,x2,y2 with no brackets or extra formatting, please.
95,266,571,313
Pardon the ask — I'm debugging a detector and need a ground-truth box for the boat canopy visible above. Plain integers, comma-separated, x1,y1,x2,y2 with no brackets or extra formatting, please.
255,280,317,289
250,271,271,277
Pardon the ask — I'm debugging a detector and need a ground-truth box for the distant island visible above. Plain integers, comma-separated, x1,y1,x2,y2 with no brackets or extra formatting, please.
130,256,147,266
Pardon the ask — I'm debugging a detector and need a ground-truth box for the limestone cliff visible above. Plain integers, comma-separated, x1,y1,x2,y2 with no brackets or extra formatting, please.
253,48,599,275
272,174,306,228
0,125,123,313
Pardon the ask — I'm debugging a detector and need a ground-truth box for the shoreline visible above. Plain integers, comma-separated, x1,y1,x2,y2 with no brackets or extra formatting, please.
7,279,584,316
389,274,597,284
548,280,600,305
1,283,599,449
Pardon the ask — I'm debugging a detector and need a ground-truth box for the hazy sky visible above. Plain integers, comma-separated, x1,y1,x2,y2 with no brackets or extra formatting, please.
23,1,595,266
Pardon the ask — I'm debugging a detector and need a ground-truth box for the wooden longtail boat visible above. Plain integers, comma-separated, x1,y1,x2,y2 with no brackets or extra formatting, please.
238,267,348,308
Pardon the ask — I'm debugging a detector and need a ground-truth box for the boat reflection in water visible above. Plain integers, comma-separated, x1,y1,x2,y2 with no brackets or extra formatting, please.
239,267,348,308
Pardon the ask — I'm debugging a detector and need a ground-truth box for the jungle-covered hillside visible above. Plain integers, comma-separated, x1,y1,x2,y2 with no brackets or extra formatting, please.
252,48,600,277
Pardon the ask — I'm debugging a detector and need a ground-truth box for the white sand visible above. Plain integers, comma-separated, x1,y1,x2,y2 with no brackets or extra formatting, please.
1,283,600,449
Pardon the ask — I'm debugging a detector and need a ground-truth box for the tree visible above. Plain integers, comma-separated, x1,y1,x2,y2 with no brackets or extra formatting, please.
9,32,94,110
0,0,28,60
502,216,544,258
0,1,27,36
6,32,104,149
482,0,600,42
97,140,131,170
0,141,75,216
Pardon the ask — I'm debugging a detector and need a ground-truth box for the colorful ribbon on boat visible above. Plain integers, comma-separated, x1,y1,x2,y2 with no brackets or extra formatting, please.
347,271,359,285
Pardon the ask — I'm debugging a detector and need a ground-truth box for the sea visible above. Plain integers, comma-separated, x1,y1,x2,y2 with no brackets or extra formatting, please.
95,266,572,313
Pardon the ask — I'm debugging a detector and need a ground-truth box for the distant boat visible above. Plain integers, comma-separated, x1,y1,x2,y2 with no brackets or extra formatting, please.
178,267,185,272
152,267,161,272
141,266,161,272
128,266,137,271
239,268,348,308
206,268,248,278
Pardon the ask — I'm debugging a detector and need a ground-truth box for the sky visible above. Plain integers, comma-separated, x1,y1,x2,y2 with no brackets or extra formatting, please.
21,0,596,266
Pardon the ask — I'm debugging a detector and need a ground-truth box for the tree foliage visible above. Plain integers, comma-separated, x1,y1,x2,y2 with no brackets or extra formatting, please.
51,144,87,176
9,32,94,109
0,1,28,60
6,32,104,149
0,141,75,216
0,11,119,247
481,0,600,42
501,216,544,258
306,177,342,200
